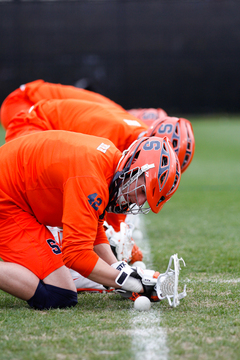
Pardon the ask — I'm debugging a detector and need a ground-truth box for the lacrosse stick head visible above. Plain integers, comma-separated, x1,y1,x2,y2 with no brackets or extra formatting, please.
155,254,187,307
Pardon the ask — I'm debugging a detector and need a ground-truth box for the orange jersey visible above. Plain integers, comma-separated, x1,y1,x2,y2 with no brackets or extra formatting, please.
0,131,122,277
6,98,148,152
0,79,123,129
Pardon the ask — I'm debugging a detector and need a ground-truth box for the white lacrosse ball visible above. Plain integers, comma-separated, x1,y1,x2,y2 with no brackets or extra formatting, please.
133,229,143,241
131,261,146,270
134,296,151,311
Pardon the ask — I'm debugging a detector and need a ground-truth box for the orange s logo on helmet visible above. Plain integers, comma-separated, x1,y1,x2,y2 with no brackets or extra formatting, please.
143,139,161,151
146,117,195,173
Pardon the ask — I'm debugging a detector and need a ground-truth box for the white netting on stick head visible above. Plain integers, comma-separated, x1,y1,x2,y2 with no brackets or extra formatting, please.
158,273,175,297
155,253,187,307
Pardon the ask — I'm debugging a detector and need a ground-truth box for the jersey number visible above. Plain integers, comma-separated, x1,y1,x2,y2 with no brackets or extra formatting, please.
47,239,61,255
88,193,102,211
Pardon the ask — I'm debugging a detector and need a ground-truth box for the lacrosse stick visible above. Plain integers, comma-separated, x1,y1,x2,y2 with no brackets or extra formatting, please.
155,253,187,307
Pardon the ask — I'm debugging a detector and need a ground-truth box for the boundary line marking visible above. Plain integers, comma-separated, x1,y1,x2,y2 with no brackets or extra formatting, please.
129,215,169,360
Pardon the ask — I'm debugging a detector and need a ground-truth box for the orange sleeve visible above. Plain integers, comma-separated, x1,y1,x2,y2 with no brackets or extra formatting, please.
94,219,110,246
61,176,109,277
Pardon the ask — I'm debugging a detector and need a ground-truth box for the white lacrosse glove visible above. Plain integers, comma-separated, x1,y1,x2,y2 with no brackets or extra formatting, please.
112,262,159,302
122,266,161,302
111,261,143,293
104,221,135,263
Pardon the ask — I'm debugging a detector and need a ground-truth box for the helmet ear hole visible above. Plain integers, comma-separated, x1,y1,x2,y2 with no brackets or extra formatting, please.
160,171,167,185
183,154,189,166
167,173,179,196
172,139,178,149
125,150,141,168
162,156,168,167
134,150,140,161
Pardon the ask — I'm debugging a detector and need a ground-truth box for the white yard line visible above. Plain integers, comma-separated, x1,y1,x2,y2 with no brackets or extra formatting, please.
187,278,240,284
130,311,168,360
129,215,169,360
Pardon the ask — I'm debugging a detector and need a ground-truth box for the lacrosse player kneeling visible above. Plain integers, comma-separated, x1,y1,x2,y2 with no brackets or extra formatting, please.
48,137,186,306
0,132,182,310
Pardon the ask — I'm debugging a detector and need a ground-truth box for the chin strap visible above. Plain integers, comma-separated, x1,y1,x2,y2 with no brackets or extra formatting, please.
107,170,124,213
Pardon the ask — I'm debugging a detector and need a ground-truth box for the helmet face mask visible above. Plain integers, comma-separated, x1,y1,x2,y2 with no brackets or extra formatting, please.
107,136,181,215
115,169,150,215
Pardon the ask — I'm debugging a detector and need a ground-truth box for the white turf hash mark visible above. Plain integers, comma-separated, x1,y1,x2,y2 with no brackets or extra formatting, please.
130,311,168,360
130,215,169,360
186,278,240,284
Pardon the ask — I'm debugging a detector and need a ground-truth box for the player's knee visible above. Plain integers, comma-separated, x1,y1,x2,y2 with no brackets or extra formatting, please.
27,280,78,310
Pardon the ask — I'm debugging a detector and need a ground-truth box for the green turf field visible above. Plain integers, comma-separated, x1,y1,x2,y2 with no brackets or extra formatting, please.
0,117,239,360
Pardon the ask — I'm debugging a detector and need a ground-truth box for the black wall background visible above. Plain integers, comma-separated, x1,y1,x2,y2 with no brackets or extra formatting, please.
0,0,240,115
